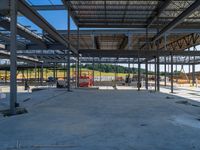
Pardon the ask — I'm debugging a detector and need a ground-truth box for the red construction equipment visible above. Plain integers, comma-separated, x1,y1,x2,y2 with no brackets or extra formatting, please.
79,70,94,87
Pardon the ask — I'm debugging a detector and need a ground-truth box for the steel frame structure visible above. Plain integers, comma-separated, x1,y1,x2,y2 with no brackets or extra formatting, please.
0,0,200,114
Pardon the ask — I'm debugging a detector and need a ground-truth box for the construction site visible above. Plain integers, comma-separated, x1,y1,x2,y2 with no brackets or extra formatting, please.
1,0,200,149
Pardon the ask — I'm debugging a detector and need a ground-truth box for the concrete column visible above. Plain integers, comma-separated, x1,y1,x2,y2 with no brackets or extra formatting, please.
171,52,174,93
10,0,17,114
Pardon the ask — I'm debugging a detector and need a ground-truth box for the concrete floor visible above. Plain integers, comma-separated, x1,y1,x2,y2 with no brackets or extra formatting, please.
0,88,200,149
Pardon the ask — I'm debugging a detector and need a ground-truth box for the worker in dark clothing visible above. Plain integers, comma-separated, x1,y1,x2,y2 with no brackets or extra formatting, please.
24,79,30,92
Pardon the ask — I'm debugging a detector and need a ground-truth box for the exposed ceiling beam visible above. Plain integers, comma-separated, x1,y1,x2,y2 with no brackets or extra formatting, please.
31,5,65,10
147,0,172,27
0,50,42,63
152,0,200,42
118,36,128,49
0,17,46,48
17,0,77,54
79,49,200,58
61,0,79,26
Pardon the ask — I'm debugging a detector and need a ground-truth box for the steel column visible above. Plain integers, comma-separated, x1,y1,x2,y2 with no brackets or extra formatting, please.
192,64,195,86
99,57,102,83
156,44,160,91
40,64,43,85
76,27,80,87
26,69,28,80
34,64,37,82
164,34,167,86
154,56,157,91
145,59,148,90
5,70,7,83
137,47,141,91
53,63,56,80
189,48,191,83
67,9,71,91
171,52,174,93
138,58,141,91
10,0,17,115
145,28,149,90
192,46,196,86
115,58,117,86
92,57,95,85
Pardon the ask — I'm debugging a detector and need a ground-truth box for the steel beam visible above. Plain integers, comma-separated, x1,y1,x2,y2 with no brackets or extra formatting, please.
152,0,200,41
61,0,79,26
17,0,77,54
147,0,172,27
0,18,46,47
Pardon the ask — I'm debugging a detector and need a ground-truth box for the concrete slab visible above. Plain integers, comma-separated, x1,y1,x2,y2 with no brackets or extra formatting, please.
0,89,200,149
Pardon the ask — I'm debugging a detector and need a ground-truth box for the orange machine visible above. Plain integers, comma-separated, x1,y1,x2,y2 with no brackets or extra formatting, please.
79,70,94,87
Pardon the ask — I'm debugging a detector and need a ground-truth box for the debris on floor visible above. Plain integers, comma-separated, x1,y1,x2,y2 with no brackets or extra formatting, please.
166,96,174,99
0,107,28,117
175,100,200,107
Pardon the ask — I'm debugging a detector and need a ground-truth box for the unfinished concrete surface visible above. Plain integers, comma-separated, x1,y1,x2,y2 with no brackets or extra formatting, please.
0,88,200,149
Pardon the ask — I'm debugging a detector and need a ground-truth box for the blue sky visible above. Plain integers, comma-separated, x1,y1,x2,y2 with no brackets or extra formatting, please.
18,0,77,33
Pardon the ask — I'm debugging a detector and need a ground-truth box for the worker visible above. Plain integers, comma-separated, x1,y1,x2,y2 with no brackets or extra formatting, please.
125,75,130,86
24,79,30,92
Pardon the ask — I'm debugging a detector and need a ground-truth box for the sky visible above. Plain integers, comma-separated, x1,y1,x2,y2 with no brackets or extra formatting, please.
18,0,77,33
15,0,200,73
